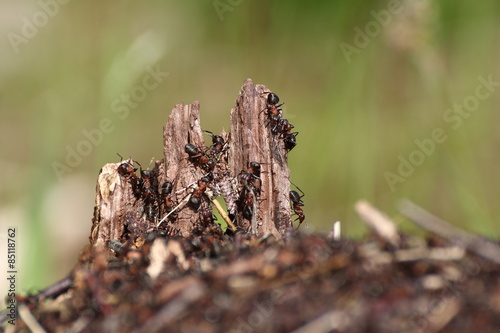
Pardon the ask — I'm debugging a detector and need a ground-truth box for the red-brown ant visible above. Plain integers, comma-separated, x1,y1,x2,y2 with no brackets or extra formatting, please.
200,206,217,226
117,161,136,178
135,161,160,206
261,92,283,124
289,186,305,228
272,118,294,136
116,154,143,198
139,169,153,189
185,143,214,171
189,176,211,211
260,93,299,151
161,181,174,214
242,189,255,219
185,143,208,163
238,161,263,197
248,161,262,178
239,161,262,181
283,131,299,151
204,130,226,156
237,162,265,220
144,202,157,223
117,155,160,221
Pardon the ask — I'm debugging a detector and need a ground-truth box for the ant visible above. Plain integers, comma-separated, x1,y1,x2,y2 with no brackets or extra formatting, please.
239,161,261,181
116,154,143,198
259,93,300,152
237,162,264,221
283,131,299,151
204,130,226,157
135,161,160,206
144,202,158,223
185,143,214,171
268,118,299,151
160,181,174,214
242,189,255,219
272,118,294,136
238,161,263,197
248,161,262,178
189,176,211,211
117,155,160,222
117,160,136,178
262,92,283,115
289,185,305,228
261,92,283,124
158,224,180,238
200,206,217,226
139,168,153,189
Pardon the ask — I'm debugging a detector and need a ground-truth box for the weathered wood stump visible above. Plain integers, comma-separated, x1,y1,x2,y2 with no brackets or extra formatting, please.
90,79,291,247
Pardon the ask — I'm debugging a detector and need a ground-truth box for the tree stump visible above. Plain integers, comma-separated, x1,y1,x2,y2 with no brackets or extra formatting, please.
90,79,291,247
228,79,291,236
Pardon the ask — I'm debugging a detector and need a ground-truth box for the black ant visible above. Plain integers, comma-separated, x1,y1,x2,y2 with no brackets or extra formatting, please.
289,185,305,228
189,176,211,211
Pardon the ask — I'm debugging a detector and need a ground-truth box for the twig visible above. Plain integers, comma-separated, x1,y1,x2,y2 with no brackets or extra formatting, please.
333,221,341,241
33,276,72,302
290,310,350,333
157,193,192,227
18,303,47,333
328,221,342,241
355,200,400,246
0,277,72,325
211,197,237,231
394,246,465,262
399,199,500,265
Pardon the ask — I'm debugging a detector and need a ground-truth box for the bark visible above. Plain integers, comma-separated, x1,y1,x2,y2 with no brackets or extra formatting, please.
160,101,206,236
90,160,143,246
90,79,291,247
228,79,290,237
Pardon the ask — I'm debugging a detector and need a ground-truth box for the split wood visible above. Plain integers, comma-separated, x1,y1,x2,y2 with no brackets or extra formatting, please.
90,79,292,246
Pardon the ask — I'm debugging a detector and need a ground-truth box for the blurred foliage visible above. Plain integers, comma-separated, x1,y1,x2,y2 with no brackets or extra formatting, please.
1,0,500,291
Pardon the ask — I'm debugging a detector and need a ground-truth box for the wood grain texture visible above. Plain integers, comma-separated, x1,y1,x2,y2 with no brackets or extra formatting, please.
90,79,292,246
228,79,291,237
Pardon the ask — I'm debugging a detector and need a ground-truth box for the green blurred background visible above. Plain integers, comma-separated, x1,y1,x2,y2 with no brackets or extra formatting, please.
1,0,500,299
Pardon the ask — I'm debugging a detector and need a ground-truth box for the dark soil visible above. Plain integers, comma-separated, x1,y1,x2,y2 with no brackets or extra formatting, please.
3,229,500,333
